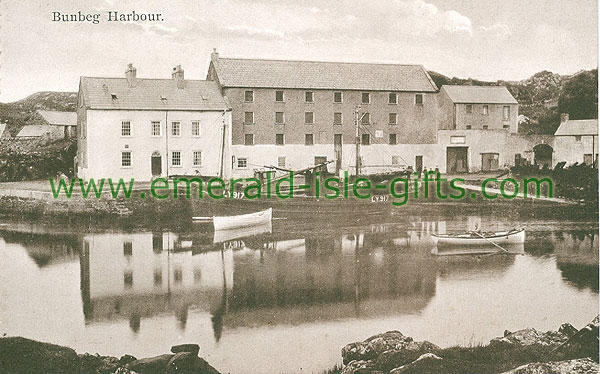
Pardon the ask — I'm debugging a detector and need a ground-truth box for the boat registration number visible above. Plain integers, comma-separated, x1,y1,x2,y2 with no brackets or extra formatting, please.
371,195,389,203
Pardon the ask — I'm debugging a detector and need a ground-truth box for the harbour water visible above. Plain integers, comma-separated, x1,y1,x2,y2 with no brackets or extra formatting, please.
0,206,597,374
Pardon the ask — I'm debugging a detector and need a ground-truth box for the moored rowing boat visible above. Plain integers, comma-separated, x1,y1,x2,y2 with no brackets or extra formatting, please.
431,228,525,247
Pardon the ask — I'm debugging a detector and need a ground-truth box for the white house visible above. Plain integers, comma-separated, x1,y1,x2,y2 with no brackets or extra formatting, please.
77,64,232,181
554,114,598,166
37,110,77,139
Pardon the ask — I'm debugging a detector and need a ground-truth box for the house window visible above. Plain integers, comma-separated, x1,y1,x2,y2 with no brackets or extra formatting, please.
334,112,343,125
275,112,285,124
305,134,314,145
361,92,370,104
466,125,472,130
154,269,162,286
389,134,397,145
503,124,510,129
361,134,370,145
121,151,131,167
121,121,131,136
151,121,161,136
278,156,286,168
171,122,181,136
334,92,343,103
123,241,132,256
171,151,181,166
192,121,201,136
483,125,488,130
503,106,510,120
193,151,202,166
483,105,489,115
275,134,284,145
392,156,401,165
389,113,397,125
388,93,397,104
334,134,342,145
575,135,582,142
361,113,370,125
415,94,423,105
275,90,284,102
305,91,314,103
244,134,254,145
244,112,254,125
466,104,473,114
237,158,248,168
124,271,133,288
305,112,314,124
244,90,254,102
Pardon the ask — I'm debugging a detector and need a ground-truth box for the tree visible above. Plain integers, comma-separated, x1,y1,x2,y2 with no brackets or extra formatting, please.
558,70,598,120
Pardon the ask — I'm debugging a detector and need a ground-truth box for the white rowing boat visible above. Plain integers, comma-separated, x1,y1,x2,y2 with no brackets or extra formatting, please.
431,228,525,247
212,208,273,231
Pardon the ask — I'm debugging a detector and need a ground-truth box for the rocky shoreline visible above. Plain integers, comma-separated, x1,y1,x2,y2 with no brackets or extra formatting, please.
332,316,599,374
0,337,221,374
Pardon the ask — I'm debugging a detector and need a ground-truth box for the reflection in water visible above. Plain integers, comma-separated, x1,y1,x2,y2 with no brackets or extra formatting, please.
0,213,597,374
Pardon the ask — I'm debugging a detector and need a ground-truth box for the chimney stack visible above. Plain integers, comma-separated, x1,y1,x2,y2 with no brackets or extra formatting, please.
211,48,219,63
125,63,137,87
172,65,185,89
560,113,570,123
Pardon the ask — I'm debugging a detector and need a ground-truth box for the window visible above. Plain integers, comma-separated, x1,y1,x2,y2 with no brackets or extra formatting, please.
334,134,342,145
361,113,370,125
244,134,254,145
192,121,201,136
305,112,314,124
305,91,314,103
392,156,401,165
154,269,162,286
121,121,131,136
503,106,510,120
575,135,582,142
305,134,314,145
361,133,371,145
361,92,370,104
275,112,285,124
503,124,510,129
388,93,397,104
278,156,286,168
389,113,397,125
466,104,473,114
415,94,423,105
389,134,397,145
334,112,343,125
245,90,254,102
121,151,131,167
584,154,593,164
466,125,472,129
334,92,343,103
171,121,181,136
151,121,161,136
171,151,181,166
275,90,284,102
244,112,254,125
123,241,132,256
124,271,133,288
237,158,248,168
483,125,488,130
193,151,202,166
275,134,284,145
483,105,489,115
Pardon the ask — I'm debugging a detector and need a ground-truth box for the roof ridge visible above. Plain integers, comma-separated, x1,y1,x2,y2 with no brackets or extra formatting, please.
218,57,423,67
81,76,213,83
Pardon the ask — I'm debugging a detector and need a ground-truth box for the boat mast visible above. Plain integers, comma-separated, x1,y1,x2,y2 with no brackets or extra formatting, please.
219,110,226,178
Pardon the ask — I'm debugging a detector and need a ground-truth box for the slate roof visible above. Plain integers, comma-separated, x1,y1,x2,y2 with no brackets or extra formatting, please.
37,110,77,126
212,57,438,92
80,77,229,111
16,125,52,138
441,85,518,104
555,119,598,136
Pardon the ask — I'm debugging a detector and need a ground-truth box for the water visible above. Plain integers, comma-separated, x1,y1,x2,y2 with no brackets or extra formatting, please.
0,208,597,374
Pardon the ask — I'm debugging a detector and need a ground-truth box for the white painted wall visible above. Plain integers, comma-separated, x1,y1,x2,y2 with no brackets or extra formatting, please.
554,135,598,165
78,109,231,181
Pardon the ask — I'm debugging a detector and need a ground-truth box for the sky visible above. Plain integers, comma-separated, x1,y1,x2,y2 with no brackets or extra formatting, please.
0,0,597,102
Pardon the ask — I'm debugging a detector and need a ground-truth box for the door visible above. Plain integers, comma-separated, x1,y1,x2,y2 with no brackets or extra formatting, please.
446,147,468,173
151,155,162,176
481,153,499,171
415,155,423,173
334,134,343,173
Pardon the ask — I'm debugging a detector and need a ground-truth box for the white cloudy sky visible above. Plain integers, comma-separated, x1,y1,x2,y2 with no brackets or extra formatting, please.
0,0,597,102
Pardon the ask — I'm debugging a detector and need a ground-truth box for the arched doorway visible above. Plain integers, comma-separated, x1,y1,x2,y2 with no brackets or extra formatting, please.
151,151,162,176
533,144,553,168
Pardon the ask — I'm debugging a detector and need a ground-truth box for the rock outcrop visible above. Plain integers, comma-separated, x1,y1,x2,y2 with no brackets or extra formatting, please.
500,357,600,374
490,327,570,347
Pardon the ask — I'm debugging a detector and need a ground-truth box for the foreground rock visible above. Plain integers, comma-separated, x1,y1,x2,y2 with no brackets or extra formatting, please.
0,337,220,374
490,327,570,347
500,357,599,374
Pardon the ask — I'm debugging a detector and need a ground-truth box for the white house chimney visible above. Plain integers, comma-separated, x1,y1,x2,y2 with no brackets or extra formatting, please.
125,63,137,87
560,113,570,123
211,48,219,63
172,65,185,89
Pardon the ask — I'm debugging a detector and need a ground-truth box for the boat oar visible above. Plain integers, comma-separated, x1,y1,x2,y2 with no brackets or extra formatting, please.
471,231,509,253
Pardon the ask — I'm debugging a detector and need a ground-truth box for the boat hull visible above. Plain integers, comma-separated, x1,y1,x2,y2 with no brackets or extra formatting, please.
431,229,525,247
213,208,272,231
